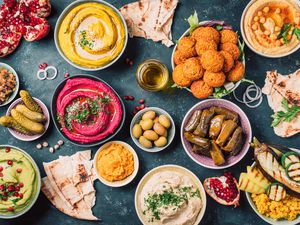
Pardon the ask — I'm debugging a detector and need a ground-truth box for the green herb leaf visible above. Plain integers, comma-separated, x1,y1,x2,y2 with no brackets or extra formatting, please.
293,27,300,41
213,87,233,98
187,11,199,33
216,25,223,31
271,98,300,127
278,24,292,45
238,40,245,62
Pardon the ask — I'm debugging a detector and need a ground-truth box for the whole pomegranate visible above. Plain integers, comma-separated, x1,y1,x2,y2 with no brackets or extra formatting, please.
203,172,240,207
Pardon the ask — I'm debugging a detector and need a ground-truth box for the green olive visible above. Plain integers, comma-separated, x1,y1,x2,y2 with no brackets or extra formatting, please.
139,136,153,148
143,130,159,141
153,122,166,136
154,136,168,147
132,124,142,138
140,119,154,130
142,111,156,120
158,115,171,129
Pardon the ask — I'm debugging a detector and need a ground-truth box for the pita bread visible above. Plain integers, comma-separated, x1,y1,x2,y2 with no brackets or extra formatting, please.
120,0,178,47
262,70,300,137
42,150,99,221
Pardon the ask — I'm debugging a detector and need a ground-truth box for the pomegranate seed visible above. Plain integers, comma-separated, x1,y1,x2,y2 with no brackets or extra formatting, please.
15,186,20,191
140,104,145,109
128,96,134,100
13,192,19,197
0,172,3,177
2,196,7,201
7,160,13,166
19,182,24,188
129,60,134,66
125,58,130,63
0,166,3,172
0,184,4,191
64,73,70,78
5,147,10,153
19,193,23,199
42,63,47,68
16,168,22,173
39,64,44,69
7,207,14,212
2,192,7,197
139,99,145,104
123,96,129,100
135,106,140,111
7,185,15,192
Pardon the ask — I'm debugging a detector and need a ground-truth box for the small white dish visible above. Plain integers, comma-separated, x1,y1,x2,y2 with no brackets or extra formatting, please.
130,107,176,153
135,164,207,225
94,141,139,187
0,63,19,107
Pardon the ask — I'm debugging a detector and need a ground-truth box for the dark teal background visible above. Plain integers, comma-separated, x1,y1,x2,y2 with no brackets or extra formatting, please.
1,0,300,224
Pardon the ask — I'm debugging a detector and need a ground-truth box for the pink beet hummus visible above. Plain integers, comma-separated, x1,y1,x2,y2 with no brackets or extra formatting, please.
56,78,122,143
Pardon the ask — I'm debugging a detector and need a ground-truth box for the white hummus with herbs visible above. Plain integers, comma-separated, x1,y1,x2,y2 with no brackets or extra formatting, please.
243,0,300,56
138,170,202,225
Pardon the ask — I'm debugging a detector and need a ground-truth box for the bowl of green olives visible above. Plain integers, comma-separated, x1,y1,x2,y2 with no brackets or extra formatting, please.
130,107,175,152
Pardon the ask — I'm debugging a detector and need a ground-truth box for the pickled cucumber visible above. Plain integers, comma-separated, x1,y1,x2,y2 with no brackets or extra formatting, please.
15,104,45,122
20,90,42,113
0,116,31,135
11,109,45,134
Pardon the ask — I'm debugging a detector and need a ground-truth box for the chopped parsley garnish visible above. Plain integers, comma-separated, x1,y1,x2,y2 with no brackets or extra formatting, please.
271,98,300,127
293,27,300,41
278,24,292,45
79,30,95,49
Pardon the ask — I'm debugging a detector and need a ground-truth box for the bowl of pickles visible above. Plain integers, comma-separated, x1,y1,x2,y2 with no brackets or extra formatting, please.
181,99,252,169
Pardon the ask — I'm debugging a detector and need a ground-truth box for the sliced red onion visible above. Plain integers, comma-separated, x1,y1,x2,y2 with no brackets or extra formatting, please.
45,66,57,80
233,84,263,108
37,69,47,80
201,20,232,30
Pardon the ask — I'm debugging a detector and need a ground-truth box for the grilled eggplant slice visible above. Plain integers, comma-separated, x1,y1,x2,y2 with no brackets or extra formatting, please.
194,109,214,137
209,115,225,139
210,140,225,166
216,120,238,147
185,110,202,132
222,127,243,155
281,152,300,168
286,162,300,182
267,183,286,201
209,106,238,122
184,132,210,149
192,144,211,157
254,143,300,197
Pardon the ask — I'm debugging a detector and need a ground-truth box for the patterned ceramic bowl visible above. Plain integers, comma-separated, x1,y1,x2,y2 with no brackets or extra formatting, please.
6,98,50,141
181,99,252,169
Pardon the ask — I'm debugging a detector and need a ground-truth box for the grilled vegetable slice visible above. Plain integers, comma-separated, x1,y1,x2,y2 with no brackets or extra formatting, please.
210,140,225,166
184,110,201,132
216,120,237,147
286,162,300,182
238,173,265,194
209,115,225,139
194,109,214,137
281,152,300,168
246,166,270,189
267,183,286,201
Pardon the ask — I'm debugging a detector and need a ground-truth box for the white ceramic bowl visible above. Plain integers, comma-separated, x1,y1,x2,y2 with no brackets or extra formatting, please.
246,149,300,225
240,0,300,58
130,107,176,153
135,164,207,225
54,0,128,71
0,63,19,107
0,145,41,219
94,141,139,187
6,97,50,141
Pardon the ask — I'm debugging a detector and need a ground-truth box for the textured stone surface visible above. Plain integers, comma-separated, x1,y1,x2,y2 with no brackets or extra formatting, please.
1,0,300,224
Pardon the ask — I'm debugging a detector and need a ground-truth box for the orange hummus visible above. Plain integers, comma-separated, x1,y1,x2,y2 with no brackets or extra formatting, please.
96,143,134,182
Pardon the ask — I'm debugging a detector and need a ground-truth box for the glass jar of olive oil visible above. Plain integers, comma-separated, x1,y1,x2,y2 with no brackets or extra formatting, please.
136,59,169,92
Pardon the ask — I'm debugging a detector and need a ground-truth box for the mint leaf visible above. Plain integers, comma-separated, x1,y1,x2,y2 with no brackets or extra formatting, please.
187,11,199,33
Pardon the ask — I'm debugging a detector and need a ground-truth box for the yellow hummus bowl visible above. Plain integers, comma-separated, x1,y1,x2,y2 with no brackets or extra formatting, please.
54,0,128,71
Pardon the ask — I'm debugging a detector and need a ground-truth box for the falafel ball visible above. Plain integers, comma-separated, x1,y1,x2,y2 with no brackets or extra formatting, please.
183,57,204,81
203,71,226,87
200,50,224,72
172,64,191,87
220,50,234,72
220,29,238,44
173,50,188,65
220,42,240,60
177,36,197,58
192,27,220,44
227,61,245,82
195,39,218,56
190,80,213,99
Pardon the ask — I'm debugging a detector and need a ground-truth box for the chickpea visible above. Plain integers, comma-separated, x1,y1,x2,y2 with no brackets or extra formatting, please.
275,40,282,46
139,136,152,148
287,34,292,41
132,124,143,138
158,115,171,129
257,11,263,16
263,6,270,13
153,122,166,136
288,30,293,35
259,17,266,23
275,8,281,14
252,24,258,30
142,111,156,120
270,34,277,40
154,137,168,147
275,26,281,32
143,130,159,141
264,30,271,36
140,119,154,130
280,38,285,44
253,16,259,22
